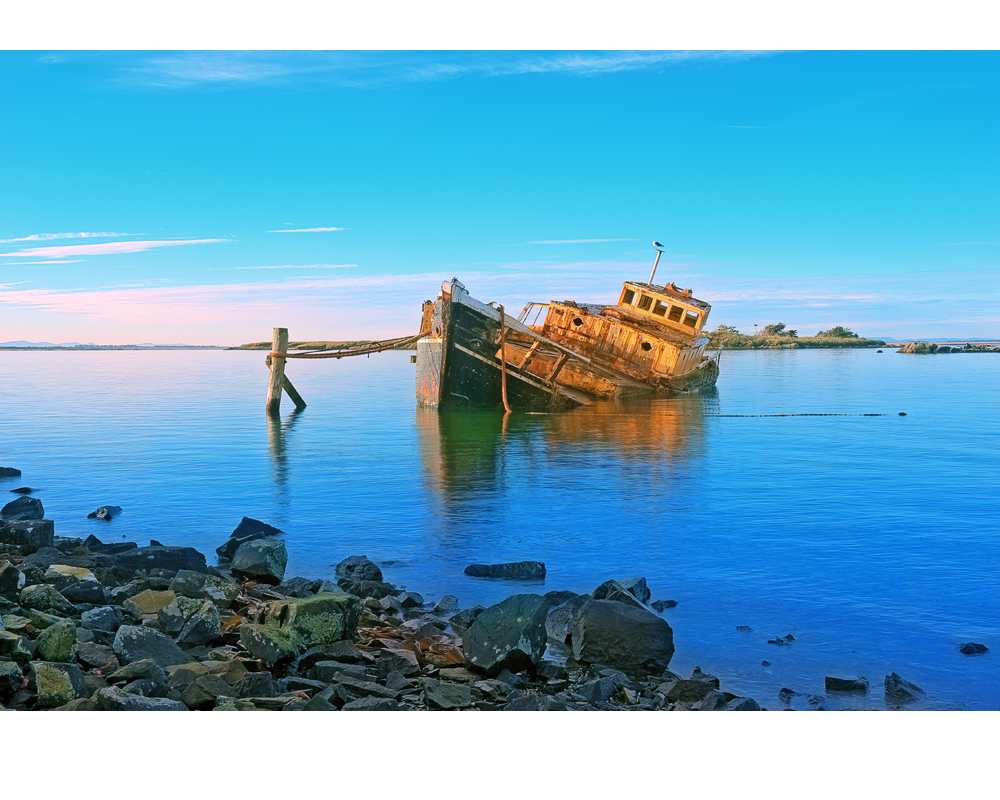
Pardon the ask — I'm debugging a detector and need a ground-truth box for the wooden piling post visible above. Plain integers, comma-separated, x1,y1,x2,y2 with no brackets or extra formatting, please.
266,327,288,415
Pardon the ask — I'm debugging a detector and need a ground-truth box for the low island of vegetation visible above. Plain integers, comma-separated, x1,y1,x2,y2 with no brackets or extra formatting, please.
706,323,885,350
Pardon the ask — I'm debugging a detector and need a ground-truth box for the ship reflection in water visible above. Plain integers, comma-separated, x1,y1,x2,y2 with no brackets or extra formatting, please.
415,390,718,535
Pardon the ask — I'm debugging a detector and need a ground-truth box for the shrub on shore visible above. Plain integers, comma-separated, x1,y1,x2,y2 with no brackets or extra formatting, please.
706,324,884,350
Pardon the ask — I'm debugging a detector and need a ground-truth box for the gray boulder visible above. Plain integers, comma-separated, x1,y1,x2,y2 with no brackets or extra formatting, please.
94,686,187,710
274,576,339,598
618,577,651,604
36,618,78,662
592,579,647,609
335,555,383,582
111,545,209,576
448,605,486,632
1,496,44,521
571,599,674,675
81,605,124,633
885,672,925,702
177,600,222,646
168,569,240,607
87,505,123,520
216,517,284,561
31,661,89,707
337,578,398,599
113,625,188,668
464,593,548,676
464,561,546,580
423,679,473,709
231,537,287,585
0,518,55,553
0,467,21,478
20,583,77,615
825,676,869,692
546,594,590,645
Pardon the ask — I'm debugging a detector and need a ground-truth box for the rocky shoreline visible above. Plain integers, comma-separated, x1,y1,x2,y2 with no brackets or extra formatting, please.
2,477,972,712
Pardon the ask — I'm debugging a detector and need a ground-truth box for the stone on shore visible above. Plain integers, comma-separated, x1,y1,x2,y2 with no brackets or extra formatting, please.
650,599,677,612
94,686,188,710
546,594,590,645
216,517,284,561
169,570,240,608
274,576,339,598
36,618,78,662
884,672,925,702
0,560,25,596
86,505,123,520
571,599,674,675
464,593,548,676
239,592,362,667
113,625,188,668
825,676,869,692
177,601,222,646
123,589,178,618
464,561,546,580
111,545,209,576
424,678,473,709
32,661,89,707
592,579,647,609
335,555,383,582
1,496,44,521
0,519,55,553
337,578,398,599
231,537,287,585
448,605,485,632
20,583,77,616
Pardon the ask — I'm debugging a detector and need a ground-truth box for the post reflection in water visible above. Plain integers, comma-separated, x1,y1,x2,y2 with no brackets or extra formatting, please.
267,408,305,509
416,390,717,539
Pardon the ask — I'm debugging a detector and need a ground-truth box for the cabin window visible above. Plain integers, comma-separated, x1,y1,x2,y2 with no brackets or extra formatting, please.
640,342,652,351
652,300,668,317
637,295,653,311
683,311,699,328
667,305,683,322
572,317,584,327
622,288,636,305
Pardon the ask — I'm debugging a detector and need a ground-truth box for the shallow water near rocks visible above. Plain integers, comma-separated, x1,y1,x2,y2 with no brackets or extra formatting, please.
2,347,998,710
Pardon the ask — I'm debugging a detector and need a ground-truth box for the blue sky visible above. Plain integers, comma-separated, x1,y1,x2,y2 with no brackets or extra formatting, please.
1,49,997,344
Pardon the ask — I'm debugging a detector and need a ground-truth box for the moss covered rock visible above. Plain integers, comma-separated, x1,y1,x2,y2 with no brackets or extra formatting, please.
36,618,78,663
20,583,77,616
31,661,89,707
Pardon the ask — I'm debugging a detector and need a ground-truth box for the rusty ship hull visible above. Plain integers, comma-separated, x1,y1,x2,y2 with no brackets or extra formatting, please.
416,280,589,411
416,275,720,412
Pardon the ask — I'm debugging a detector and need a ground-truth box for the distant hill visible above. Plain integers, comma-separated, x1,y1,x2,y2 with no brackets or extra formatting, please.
1,341,224,349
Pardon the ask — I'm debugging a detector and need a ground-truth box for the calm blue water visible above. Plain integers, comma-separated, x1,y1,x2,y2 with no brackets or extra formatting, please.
2,347,998,709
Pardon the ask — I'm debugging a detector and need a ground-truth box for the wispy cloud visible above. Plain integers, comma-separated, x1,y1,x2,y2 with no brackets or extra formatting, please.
111,51,776,91
1,238,228,258
0,231,140,244
0,260,83,265
224,264,358,270
527,238,638,245
267,227,348,233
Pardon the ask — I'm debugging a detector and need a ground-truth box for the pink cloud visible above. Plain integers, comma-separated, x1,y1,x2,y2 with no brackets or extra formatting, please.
1,238,228,258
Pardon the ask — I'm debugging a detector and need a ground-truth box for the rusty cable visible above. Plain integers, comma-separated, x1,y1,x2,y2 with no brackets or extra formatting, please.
498,304,512,414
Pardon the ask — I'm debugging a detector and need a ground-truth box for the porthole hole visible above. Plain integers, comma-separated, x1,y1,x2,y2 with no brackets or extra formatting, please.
641,342,652,351
572,317,584,327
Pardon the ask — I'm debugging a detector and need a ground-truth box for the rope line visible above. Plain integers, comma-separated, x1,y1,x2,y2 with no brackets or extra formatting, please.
269,333,423,360
706,413,887,417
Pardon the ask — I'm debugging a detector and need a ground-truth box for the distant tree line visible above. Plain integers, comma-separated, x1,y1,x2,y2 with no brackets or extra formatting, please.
706,323,880,349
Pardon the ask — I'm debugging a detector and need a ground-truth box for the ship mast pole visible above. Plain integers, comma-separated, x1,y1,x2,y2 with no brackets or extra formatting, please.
648,240,665,285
